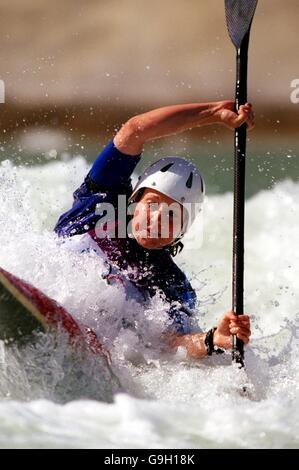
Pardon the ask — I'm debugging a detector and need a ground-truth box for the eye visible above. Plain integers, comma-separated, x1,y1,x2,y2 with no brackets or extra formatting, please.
146,200,159,207
145,198,154,203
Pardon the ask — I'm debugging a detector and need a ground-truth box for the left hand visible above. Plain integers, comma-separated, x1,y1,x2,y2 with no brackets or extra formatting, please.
214,100,255,130
213,311,251,350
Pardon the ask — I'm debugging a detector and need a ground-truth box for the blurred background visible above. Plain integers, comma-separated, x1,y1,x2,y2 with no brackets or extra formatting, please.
0,0,298,196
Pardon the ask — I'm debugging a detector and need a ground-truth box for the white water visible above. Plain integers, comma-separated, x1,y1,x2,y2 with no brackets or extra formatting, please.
0,156,298,449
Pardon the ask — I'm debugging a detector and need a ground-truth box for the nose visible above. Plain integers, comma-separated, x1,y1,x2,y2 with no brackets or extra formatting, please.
148,206,162,235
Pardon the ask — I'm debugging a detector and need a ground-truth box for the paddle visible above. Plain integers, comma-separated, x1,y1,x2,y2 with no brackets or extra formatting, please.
224,0,258,367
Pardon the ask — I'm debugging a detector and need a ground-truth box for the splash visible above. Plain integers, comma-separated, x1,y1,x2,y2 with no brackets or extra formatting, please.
0,156,298,448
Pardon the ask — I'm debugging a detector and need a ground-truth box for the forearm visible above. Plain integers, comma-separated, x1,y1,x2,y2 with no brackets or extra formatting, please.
115,102,221,155
170,312,251,359
170,332,208,359
129,102,220,139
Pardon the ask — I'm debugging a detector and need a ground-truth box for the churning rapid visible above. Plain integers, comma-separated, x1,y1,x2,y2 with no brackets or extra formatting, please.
0,154,298,449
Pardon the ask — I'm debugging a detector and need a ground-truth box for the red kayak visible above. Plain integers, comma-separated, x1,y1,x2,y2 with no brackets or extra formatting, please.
0,266,111,364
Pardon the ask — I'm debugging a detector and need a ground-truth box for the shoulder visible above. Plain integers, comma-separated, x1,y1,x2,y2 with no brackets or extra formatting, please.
163,252,190,283
88,139,141,193
154,251,197,305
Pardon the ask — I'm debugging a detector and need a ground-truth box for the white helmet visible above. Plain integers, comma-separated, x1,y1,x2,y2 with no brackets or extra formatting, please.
130,156,205,237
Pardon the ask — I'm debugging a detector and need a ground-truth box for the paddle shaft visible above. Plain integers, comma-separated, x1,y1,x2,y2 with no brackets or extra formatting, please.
232,30,250,364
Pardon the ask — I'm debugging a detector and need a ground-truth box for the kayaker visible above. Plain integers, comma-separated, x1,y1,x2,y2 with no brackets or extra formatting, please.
55,100,254,358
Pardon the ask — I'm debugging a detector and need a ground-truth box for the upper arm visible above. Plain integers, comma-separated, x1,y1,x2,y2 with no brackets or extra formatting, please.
114,117,146,156
88,139,141,191
54,140,142,236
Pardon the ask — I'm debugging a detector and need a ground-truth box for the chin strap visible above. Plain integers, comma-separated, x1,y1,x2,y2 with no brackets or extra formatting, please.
168,241,184,257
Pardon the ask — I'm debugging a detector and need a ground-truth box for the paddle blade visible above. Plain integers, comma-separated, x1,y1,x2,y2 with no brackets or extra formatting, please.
225,0,258,49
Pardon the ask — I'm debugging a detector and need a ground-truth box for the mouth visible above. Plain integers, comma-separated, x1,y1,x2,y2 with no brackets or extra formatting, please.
146,228,162,238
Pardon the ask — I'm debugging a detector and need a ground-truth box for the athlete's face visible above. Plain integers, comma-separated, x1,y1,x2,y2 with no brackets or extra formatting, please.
131,188,184,249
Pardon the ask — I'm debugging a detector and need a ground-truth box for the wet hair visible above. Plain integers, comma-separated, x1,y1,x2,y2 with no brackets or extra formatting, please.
129,187,145,204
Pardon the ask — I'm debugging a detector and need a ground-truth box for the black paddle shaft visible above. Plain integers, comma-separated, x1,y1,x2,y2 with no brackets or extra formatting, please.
225,0,258,366
232,31,250,364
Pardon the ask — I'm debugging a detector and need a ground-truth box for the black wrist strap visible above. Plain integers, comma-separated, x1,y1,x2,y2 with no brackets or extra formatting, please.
204,328,225,356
